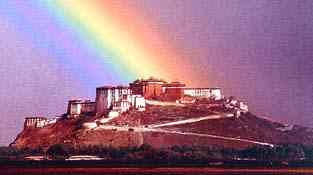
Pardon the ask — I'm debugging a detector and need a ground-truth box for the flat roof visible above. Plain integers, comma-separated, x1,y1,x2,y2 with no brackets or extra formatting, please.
25,117,47,120
131,78,167,84
70,101,96,104
96,85,130,90
69,99,92,102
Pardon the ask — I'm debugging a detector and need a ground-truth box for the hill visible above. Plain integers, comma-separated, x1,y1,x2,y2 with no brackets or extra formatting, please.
10,102,313,150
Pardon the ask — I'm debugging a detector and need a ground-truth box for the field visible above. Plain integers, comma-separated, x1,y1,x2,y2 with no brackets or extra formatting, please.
3,167,313,175
3,160,313,175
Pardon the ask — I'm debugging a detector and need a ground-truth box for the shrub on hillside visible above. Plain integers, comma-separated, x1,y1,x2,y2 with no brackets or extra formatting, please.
46,144,71,160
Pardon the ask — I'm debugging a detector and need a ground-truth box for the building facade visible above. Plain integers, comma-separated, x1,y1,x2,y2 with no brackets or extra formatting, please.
24,117,48,128
183,88,222,100
209,88,223,100
162,82,186,101
112,100,131,113
129,78,166,99
24,117,60,128
96,86,132,115
67,100,96,118
131,95,146,111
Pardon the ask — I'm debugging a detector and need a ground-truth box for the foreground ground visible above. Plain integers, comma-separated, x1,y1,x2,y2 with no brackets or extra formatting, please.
3,167,313,175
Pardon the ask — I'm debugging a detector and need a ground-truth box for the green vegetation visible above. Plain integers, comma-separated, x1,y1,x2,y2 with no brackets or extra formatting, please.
0,146,44,160
2,144,313,162
46,144,71,160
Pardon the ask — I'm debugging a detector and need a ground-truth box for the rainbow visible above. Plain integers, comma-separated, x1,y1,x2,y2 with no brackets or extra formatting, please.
1,1,198,86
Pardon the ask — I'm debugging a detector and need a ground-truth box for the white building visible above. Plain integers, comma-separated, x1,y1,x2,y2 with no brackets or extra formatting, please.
96,86,146,115
36,119,48,128
24,117,47,128
24,117,59,128
47,117,60,125
67,100,96,118
210,88,223,100
113,100,131,113
183,88,222,100
96,86,132,114
131,95,146,111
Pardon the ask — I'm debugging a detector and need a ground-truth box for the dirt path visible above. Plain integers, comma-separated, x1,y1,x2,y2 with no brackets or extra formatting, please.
148,114,234,128
95,123,274,147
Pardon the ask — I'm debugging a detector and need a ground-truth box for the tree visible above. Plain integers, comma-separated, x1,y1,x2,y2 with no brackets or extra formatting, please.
275,144,305,160
0,147,19,160
46,144,70,160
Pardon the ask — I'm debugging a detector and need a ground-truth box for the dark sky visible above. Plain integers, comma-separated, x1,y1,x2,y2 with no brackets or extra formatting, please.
139,0,313,124
0,0,312,145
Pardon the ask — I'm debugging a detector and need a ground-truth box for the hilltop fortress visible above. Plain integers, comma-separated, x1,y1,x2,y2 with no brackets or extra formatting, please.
24,77,247,129
95,77,223,115
15,78,313,151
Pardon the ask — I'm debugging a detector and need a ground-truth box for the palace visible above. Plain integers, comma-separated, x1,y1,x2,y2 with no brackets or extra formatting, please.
24,77,231,128
94,77,224,116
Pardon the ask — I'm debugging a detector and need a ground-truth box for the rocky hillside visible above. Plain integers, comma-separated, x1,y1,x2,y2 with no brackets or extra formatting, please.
11,103,313,150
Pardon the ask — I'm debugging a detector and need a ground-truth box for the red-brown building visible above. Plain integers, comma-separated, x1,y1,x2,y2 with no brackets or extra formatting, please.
130,78,188,101
162,82,186,101
129,78,166,99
